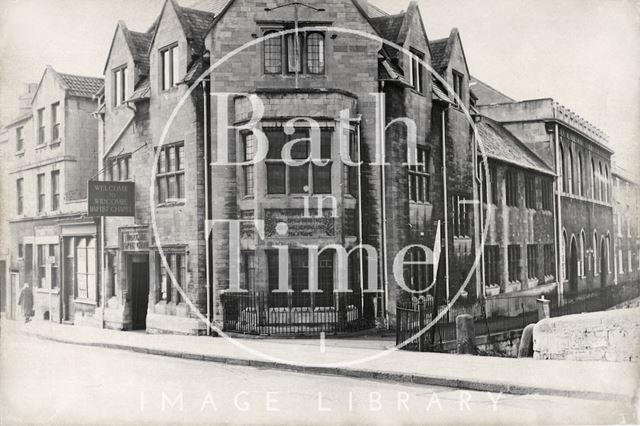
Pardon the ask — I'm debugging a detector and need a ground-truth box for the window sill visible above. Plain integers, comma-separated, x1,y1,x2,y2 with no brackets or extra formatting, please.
157,200,186,208
35,143,47,150
15,150,24,157
50,139,62,148
409,88,426,97
74,298,97,306
36,288,60,295
409,200,432,206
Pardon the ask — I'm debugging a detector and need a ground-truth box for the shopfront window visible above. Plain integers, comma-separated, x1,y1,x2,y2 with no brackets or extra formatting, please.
76,237,96,300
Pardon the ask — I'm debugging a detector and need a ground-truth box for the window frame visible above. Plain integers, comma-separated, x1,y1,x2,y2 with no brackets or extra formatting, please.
264,126,333,196
452,70,464,107
51,170,60,211
157,251,186,303
16,126,24,153
525,174,536,209
160,43,179,91
16,178,24,215
37,108,45,145
262,27,326,76
37,173,45,213
106,153,132,182
526,244,538,280
408,146,430,203
483,245,500,286
112,65,127,106
156,142,185,204
505,169,518,207
507,244,521,282
51,102,61,141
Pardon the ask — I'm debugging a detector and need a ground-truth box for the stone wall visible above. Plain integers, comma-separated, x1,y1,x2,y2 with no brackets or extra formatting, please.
533,307,640,362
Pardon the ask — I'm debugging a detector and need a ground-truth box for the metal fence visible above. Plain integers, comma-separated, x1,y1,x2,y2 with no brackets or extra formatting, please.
397,281,640,352
221,291,374,336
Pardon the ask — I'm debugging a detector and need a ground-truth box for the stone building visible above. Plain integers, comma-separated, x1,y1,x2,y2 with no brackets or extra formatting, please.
612,166,640,285
4,67,103,324
474,116,557,314
98,0,214,334
94,0,479,333
478,97,615,300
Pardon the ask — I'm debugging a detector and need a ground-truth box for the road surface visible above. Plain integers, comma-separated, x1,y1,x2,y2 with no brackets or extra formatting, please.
0,331,635,425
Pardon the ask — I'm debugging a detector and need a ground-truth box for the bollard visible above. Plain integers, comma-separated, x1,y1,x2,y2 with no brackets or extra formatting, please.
517,323,535,358
536,295,551,320
456,314,476,355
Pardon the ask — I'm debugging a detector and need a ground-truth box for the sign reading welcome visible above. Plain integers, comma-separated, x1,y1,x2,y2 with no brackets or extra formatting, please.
88,180,135,217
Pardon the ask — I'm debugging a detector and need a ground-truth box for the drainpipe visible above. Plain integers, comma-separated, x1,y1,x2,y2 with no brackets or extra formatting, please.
92,100,107,328
441,106,450,306
378,82,389,327
202,78,212,335
553,117,563,304
473,122,486,297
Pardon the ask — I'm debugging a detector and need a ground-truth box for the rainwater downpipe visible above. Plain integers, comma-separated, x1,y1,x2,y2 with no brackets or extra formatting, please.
441,106,451,307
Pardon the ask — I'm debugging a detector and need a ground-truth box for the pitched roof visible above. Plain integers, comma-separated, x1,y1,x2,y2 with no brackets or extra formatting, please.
175,3,216,53
128,78,151,102
57,72,104,98
367,3,389,18
183,0,229,14
128,30,153,75
470,76,515,105
370,13,405,44
429,37,448,74
477,117,553,175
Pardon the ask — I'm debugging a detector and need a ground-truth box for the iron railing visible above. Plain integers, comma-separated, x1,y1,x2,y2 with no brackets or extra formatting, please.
397,281,640,352
221,291,375,336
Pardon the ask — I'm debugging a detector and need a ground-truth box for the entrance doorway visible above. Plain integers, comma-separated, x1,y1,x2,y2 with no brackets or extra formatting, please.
569,237,578,293
130,256,149,330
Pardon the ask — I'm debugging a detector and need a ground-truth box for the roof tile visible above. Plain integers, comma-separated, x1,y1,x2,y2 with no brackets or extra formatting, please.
58,73,104,98
478,118,553,175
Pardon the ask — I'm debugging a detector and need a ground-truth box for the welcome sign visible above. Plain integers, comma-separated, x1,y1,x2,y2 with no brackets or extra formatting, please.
87,180,135,217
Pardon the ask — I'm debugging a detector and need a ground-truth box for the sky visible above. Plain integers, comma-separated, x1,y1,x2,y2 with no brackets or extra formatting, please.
1,0,638,174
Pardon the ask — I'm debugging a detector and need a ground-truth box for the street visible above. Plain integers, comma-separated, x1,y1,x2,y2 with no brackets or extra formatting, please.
0,331,635,425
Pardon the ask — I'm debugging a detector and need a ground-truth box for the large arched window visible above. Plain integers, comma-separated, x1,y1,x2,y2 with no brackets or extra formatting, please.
591,158,596,199
593,230,599,275
306,32,325,74
561,230,568,281
598,162,604,201
559,144,567,193
604,165,609,203
568,147,574,194
579,230,586,277
577,152,584,197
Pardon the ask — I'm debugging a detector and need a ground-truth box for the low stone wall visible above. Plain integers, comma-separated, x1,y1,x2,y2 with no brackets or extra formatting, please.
533,307,640,362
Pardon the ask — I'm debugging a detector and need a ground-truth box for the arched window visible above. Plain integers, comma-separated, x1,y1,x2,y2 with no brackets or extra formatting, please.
591,158,596,199
306,32,325,74
579,230,586,277
568,147,574,194
593,231,598,275
604,165,609,203
605,234,611,273
598,162,604,201
559,144,567,193
561,230,568,281
577,153,584,197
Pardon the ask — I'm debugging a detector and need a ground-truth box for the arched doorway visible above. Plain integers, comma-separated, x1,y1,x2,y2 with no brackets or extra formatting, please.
600,238,608,288
569,236,578,293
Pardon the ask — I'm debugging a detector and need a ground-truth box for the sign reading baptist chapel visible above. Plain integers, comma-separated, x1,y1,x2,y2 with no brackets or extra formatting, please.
121,228,149,252
87,180,135,217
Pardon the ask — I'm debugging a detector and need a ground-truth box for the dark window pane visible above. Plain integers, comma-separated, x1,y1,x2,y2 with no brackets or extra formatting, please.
313,163,331,194
289,164,308,193
267,163,285,194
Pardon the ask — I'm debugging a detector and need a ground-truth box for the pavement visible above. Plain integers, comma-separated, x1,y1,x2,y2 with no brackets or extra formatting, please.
4,332,635,425
2,318,639,403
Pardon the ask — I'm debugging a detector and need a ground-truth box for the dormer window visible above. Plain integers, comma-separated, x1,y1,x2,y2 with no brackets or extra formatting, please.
113,66,127,106
161,44,179,90
262,28,325,76
452,70,464,106
408,49,424,93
